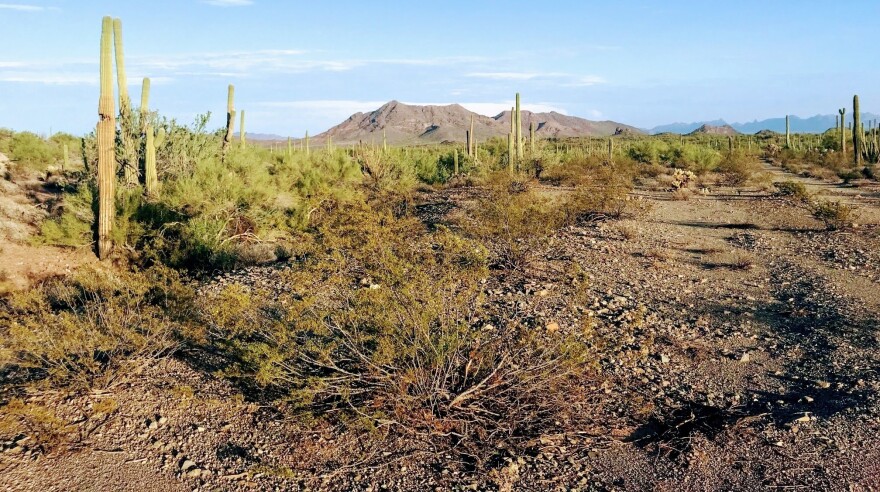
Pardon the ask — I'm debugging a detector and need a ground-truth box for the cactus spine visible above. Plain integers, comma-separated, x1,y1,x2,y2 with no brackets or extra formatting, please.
240,110,245,147
853,95,862,166
97,16,116,260
223,84,235,153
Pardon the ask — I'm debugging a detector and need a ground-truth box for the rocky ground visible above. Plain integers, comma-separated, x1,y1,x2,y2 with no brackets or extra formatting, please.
1,164,879,491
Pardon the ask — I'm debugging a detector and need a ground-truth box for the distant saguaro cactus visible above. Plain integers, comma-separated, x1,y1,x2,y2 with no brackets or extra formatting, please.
140,77,150,133
469,114,475,157
608,138,614,163
223,84,235,154
240,110,246,147
853,95,862,166
287,136,292,156
515,93,523,160
838,108,846,154
305,131,310,156
453,148,459,175
97,16,116,260
507,132,514,172
62,143,69,171
785,115,791,148
529,121,535,154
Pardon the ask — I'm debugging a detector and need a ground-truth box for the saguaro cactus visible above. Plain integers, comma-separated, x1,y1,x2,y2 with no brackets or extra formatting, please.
223,84,235,153
140,77,150,132
287,137,292,156
453,148,459,175
507,132,514,172
144,126,164,198
529,121,535,154
515,93,523,160
785,115,791,148
608,138,614,162
853,95,862,166
97,16,116,260
305,131,310,156
62,143,69,171
469,114,475,157
240,110,246,147
839,108,846,154
112,18,138,187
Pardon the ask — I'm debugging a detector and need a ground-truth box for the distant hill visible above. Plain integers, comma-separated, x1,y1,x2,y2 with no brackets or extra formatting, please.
234,132,286,141
687,124,738,136
650,112,880,135
314,101,643,145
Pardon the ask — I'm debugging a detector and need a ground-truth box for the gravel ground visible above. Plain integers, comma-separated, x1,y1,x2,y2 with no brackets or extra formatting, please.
2,166,879,491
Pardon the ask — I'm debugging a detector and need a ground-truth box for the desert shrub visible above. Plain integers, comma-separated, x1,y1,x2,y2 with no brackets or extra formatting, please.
716,150,762,186
201,203,594,462
811,200,857,230
356,146,417,192
627,139,668,165
0,266,193,389
773,180,810,202
668,143,721,173
461,174,563,271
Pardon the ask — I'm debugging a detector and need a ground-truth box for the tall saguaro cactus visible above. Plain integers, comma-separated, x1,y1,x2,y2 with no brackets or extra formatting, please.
140,77,150,132
839,108,846,154
113,18,138,186
515,93,523,160
469,114,475,157
223,84,235,153
97,16,116,260
785,115,791,148
529,121,535,154
144,126,164,198
853,95,862,166
305,131,310,156
607,138,614,163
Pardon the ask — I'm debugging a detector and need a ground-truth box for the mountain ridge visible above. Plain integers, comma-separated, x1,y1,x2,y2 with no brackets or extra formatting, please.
649,112,880,135
312,100,643,145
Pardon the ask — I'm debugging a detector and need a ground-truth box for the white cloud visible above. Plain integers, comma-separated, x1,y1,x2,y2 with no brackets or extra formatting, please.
466,71,606,87
201,0,253,6
0,72,95,85
0,3,44,11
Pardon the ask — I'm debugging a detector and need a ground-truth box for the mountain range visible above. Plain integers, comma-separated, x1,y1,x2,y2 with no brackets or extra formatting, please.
242,102,880,143
310,101,642,145
648,113,880,135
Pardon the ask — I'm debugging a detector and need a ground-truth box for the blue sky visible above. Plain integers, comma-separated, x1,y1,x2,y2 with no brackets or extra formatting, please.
1,0,878,136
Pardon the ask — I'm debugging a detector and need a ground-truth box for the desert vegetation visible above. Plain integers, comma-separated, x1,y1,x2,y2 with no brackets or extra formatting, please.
1,14,879,492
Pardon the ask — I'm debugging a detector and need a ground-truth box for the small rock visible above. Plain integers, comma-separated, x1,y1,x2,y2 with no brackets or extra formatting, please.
816,380,831,389
739,352,751,363
659,354,670,364
545,322,560,333
181,459,197,471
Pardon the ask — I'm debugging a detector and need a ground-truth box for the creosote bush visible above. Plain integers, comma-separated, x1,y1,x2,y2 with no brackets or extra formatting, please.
0,265,193,389
199,200,596,462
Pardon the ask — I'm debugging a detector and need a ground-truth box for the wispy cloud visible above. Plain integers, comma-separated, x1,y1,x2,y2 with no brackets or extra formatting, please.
0,3,47,11
466,71,606,87
201,0,253,6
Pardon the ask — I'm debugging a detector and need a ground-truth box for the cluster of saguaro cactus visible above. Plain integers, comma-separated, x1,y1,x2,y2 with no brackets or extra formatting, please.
97,16,116,260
